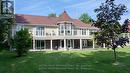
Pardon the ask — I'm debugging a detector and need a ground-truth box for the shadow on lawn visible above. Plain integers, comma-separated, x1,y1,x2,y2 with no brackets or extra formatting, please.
0,50,130,73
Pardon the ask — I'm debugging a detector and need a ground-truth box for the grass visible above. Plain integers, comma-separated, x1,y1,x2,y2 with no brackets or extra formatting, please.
0,46,130,73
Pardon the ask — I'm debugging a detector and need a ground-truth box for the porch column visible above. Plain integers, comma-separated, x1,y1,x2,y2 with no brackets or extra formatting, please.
129,39,130,45
64,39,67,50
64,29,65,36
103,43,106,48
51,40,53,51
33,38,35,50
86,40,88,48
80,39,82,50
93,39,95,48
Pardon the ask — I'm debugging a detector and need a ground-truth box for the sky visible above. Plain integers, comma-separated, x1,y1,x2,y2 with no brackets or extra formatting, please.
15,0,130,23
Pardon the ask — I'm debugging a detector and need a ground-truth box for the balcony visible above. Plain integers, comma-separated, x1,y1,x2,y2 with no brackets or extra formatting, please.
33,30,93,40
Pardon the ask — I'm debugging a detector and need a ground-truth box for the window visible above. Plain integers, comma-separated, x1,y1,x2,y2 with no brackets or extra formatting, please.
16,25,21,31
82,29,86,35
28,28,33,35
16,25,24,31
82,40,88,48
59,23,73,36
59,24,65,35
65,24,72,35
35,40,44,49
61,25,64,34
90,29,95,35
36,27,44,36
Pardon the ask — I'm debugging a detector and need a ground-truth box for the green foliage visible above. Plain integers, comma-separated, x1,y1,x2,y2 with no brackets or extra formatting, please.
93,0,128,61
13,29,32,57
121,19,130,33
0,18,14,50
79,13,92,24
48,13,56,17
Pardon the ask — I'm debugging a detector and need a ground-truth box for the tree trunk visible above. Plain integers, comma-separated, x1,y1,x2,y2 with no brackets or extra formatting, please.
8,28,12,51
113,49,117,62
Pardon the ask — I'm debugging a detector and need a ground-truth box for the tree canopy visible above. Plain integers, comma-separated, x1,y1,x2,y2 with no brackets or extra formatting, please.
48,13,57,17
0,18,14,49
93,0,129,61
79,13,92,24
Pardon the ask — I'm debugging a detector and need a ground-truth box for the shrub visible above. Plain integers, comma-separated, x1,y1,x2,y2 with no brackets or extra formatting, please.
13,29,32,57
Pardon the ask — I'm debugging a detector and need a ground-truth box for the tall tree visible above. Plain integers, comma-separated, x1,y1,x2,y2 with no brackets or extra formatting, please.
93,0,129,62
79,13,92,24
0,0,14,50
0,18,14,50
48,13,56,17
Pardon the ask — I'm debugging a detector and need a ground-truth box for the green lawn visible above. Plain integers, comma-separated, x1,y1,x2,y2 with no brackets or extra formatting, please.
0,46,130,73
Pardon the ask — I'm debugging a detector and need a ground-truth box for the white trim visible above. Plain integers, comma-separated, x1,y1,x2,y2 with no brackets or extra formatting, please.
80,39,82,50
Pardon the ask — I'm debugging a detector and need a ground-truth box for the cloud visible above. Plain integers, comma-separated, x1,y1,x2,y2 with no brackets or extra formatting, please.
17,1,46,12
48,6,55,13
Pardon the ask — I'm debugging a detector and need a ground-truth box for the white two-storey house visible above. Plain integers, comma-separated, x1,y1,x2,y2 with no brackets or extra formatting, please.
14,11,98,51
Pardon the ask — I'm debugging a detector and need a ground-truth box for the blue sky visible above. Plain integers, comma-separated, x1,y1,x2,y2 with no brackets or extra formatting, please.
15,0,130,23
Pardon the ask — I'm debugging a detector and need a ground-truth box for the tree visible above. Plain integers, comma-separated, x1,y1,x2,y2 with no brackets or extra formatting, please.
0,0,14,50
48,13,56,17
79,13,92,24
0,18,14,50
13,29,32,57
93,0,129,62
122,19,130,33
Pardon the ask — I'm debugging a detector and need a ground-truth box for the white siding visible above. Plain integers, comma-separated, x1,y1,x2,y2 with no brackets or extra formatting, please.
13,23,97,38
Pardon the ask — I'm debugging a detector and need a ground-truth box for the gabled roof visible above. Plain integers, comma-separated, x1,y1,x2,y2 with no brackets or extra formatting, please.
15,11,97,29
58,11,72,22
16,14,58,26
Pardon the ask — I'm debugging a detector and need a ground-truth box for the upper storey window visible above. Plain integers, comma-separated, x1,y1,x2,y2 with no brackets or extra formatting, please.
74,28,77,35
36,27,44,36
65,24,72,35
16,25,24,31
82,29,86,35
90,29,96,35
59,23,73,36
59,24,65,36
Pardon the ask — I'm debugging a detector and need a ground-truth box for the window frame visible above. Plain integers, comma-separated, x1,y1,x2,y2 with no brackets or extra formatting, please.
36,27,44,36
